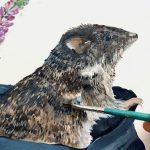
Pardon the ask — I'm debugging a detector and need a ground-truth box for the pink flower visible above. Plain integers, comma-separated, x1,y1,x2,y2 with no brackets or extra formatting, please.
0,0,30,44
5,15,15,21
0,36,5,43
9,7,19,15
0,7,6,16
4,0,14,10
2,21,14,27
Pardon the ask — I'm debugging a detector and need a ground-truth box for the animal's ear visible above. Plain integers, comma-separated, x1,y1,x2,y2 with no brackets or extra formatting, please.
66,37,91,54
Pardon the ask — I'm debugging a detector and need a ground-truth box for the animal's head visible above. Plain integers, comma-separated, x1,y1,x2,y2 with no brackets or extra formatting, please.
46,24,138,103
46,24,137,82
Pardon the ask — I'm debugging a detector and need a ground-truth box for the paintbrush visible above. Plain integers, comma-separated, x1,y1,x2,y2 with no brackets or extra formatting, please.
72,103,150,122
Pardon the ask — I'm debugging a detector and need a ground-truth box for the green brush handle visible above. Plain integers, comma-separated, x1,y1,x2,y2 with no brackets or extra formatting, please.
104,108,150,122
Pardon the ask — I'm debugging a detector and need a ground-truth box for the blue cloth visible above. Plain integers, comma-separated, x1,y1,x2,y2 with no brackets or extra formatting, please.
0,84,12,94
0,85,145,150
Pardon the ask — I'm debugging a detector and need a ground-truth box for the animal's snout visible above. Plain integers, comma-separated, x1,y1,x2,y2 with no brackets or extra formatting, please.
129,32,138,39
128,32,138,44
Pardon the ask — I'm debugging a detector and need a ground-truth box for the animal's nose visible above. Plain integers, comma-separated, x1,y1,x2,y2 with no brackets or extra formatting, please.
129,32,138,39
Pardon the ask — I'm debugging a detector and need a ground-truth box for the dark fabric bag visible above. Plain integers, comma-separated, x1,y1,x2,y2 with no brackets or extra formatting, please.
0,85,145,150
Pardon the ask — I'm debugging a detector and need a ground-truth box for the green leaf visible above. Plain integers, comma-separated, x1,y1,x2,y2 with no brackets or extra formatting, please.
14,0,30,9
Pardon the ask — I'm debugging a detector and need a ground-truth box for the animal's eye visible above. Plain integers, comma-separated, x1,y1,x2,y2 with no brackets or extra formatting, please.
103,32,111,42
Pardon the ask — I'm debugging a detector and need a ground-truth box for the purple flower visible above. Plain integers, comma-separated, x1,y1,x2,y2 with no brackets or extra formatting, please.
0,0,16,43
9,7,19,15
0,0,30,44
4,0,14,10
5,15,15,21
0,31,4,37
2,21,14,27
0,7,6,16
0,26,8,38
0,36,5,43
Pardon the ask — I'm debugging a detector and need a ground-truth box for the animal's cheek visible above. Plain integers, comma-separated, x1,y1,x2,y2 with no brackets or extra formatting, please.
61,92,81,104
112,41,118,46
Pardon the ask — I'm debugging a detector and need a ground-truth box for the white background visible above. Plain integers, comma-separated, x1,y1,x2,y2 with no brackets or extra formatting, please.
0,0,150,149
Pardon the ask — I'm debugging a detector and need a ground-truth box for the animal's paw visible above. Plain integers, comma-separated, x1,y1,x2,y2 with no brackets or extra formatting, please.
114,98,143,110
121,98,143,109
